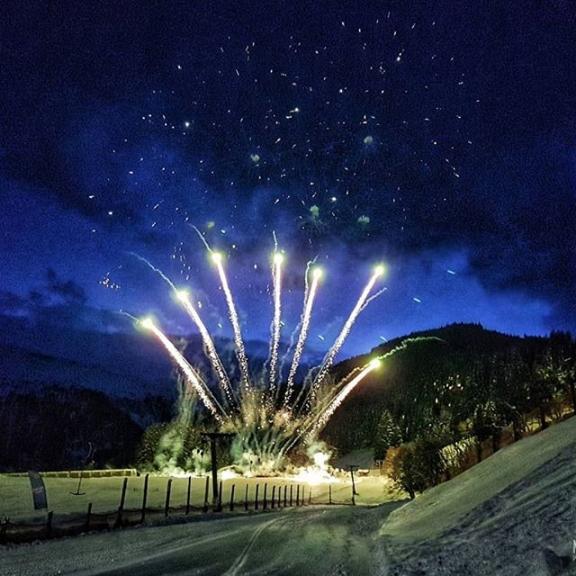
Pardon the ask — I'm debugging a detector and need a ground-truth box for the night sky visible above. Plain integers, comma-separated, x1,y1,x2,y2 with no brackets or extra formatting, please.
1,1,575,357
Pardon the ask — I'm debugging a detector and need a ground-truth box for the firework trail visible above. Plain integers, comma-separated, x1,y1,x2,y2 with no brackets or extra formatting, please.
283,265,322,408
211,252,251,392
130,250,236,404
307,359,380,439
129,253,178,290
306,264,385,403
267,251,284,396
279,259,316,377
140,318,227,422
175,290,237,406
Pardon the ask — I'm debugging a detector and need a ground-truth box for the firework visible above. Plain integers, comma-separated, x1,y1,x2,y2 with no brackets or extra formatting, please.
211,251,251,392
267,251,284,397
140,317,227,422
138,250,387,471
308,358,381,437
306,264,386,403
175,289,236,406
283,265,322,408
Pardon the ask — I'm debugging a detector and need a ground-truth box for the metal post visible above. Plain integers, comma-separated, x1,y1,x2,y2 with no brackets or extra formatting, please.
283,485,287,507
244,485,249,511
296,485,300,506
271,486,276,509
255,484,260,510
263,483,268,510
289,485,293,506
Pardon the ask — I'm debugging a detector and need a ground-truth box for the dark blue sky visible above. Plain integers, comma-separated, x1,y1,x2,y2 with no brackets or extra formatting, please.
1,1,575,357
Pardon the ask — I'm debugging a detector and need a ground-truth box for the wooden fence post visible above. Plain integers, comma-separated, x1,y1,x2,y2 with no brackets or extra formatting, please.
255,484,260,510
296,485,300,506
46,511,53,537
85,502,93,530
289,485,293,506
186,476,192,515
141,474,149,523
116,478,128,527
263,483,268,510
164,478,173,518
203,476,209,513
308,488,312,505
216,480,223,512
283,485,287,507
244,485,249,511
271,486,276,509
230,484,236,512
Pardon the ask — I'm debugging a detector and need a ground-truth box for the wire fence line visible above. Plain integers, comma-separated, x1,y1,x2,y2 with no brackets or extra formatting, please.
0,476,353,544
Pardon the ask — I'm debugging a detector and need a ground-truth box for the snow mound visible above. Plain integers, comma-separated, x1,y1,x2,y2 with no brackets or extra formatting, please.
381,415,576,575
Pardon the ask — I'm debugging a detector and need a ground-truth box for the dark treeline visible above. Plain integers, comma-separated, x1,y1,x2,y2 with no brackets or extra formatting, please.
322,323,575,495
0,387,171,472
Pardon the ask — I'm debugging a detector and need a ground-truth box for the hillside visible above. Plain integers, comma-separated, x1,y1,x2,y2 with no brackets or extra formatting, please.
322,323,573,456
1,408,575,574
381,413,576,575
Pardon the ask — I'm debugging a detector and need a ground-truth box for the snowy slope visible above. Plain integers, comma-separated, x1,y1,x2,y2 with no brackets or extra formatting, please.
381,415,576,575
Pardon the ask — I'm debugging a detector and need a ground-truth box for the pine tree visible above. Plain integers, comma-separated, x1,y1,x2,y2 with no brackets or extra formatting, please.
374,410,402,459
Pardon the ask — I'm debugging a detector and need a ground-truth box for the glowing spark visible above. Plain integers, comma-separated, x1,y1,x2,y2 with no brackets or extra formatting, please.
140,318,227,422
284,266,322,407
309,359,381,436
175,289,236,405
308,264,385,399
211,251,251,391
268,251,284,394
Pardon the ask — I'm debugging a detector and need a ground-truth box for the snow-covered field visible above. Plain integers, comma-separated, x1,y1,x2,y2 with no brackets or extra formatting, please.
2,417,576,575
0,474,398,521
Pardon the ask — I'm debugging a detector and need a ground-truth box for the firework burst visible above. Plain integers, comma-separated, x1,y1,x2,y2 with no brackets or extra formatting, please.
138,247,391,471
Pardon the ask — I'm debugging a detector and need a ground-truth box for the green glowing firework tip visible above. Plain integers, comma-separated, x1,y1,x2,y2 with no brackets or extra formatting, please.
374,263,386,277
175,289,189,301
140,317,155,330
211,251,224,264
312,266,323,279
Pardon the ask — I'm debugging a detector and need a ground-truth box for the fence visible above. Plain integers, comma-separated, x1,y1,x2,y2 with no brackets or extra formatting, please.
0,475,353,544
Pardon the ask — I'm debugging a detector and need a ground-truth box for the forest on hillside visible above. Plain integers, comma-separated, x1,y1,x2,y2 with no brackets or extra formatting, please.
0,324,573,477
322,323,575,494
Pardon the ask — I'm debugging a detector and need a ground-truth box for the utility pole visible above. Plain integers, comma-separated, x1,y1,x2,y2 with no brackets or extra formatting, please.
201,432,235,508
347,465,359,505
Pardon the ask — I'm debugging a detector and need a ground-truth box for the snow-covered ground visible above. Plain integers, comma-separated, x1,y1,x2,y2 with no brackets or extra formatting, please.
382,415,576,575
0,474,399,521
2,417,576,575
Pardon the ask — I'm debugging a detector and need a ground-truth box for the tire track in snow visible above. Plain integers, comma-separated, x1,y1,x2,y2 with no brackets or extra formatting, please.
77,526,244,576
222,516,288,576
